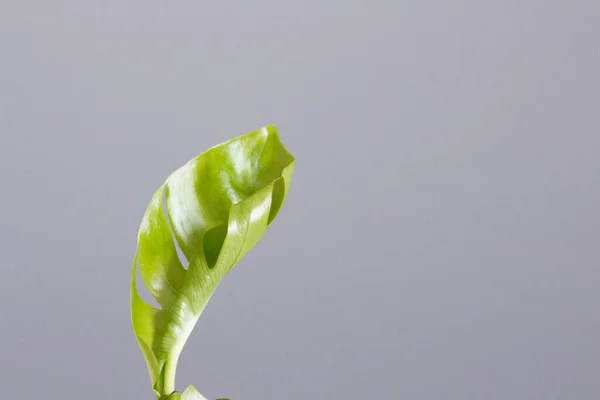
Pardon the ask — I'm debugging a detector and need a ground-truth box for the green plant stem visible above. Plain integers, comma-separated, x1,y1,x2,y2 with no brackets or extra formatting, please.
163,356,178,396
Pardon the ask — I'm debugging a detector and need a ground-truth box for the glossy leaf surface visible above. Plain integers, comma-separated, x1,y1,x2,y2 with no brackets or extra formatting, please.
130,126,294,398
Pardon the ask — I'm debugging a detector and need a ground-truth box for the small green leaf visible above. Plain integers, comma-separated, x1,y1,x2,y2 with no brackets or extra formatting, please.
181,385,210,400
131,126,295,398
164,385,210,400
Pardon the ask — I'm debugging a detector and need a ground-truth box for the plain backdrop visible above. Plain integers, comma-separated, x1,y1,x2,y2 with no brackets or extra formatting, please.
1,1,599,399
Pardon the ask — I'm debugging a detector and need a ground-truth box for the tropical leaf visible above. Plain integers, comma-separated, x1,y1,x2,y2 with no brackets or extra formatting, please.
130,126,295,398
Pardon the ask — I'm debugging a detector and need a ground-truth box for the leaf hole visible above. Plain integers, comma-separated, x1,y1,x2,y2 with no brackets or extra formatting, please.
162,184,190,270
135,256,161,309
203,222,228,268
268,177,286,225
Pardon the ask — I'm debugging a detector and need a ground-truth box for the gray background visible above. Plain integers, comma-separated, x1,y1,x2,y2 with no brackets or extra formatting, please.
1,1,599,399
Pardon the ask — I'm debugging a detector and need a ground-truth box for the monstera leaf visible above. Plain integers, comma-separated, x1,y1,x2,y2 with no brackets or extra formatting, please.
130,126,295,399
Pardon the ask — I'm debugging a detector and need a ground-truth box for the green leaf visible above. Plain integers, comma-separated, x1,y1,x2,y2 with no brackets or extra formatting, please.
181,385,209,400
164,385,210,400
131,126,295,398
